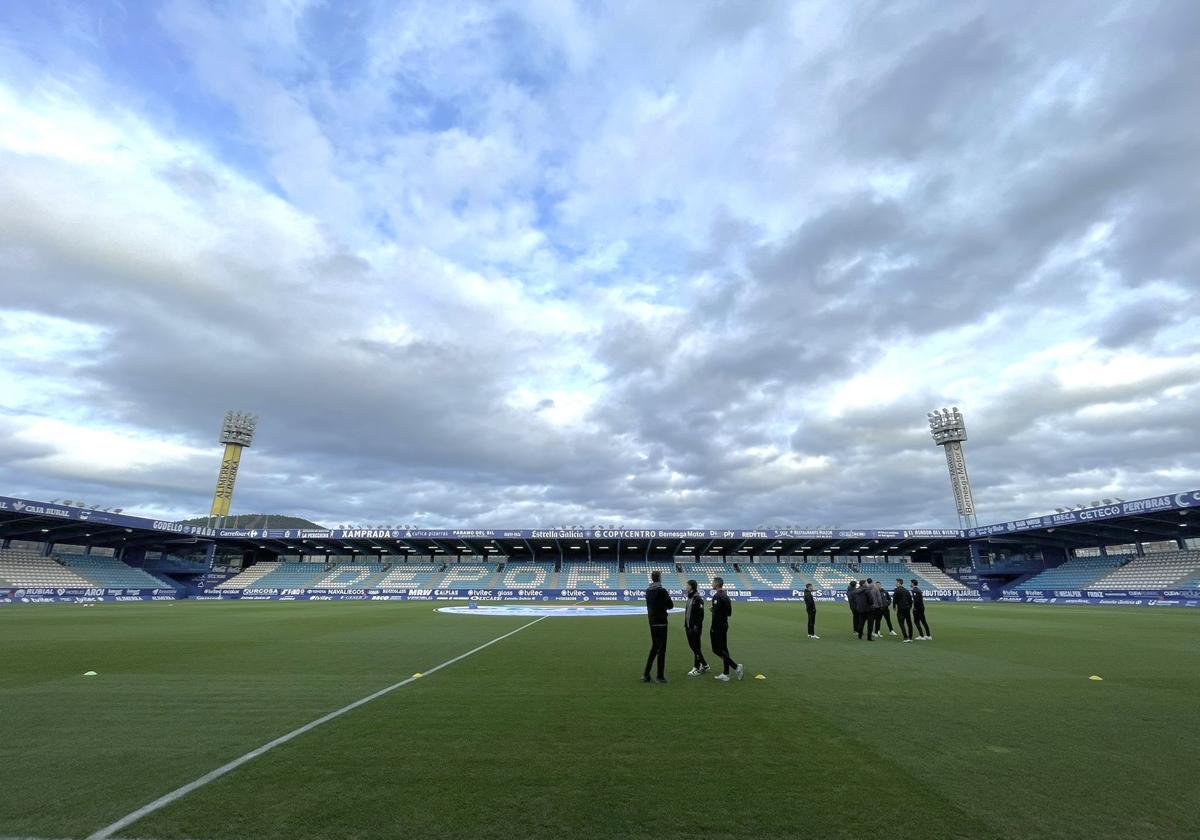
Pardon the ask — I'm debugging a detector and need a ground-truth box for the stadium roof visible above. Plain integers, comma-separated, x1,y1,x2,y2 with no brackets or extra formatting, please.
2,491,1197,557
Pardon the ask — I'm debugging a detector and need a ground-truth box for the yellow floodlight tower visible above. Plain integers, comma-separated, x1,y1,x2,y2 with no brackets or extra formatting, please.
210,411,257,523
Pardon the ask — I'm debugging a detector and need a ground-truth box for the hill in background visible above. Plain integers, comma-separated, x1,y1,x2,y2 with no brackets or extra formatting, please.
178,514,325,529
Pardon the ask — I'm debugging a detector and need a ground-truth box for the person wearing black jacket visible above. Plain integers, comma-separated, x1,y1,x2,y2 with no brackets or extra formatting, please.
710,577,743,681
874,582,896,636
683,579,709,676
804,583,819,639
862,578,882,641
851,579,873,640
893,578,914,642
846,580,859,636
642,570,674,683
912,579,932,640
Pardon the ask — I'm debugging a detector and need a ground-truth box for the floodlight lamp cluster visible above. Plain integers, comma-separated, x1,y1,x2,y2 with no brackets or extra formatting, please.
219,411,258,447
1054,498,1126,513
50,499,124,513
927,406,967,444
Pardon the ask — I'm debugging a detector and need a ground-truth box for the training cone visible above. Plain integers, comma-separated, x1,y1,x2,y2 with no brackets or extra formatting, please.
83,671,97,677
754,674,766,680
1089,675,1103,681
412,673,423,679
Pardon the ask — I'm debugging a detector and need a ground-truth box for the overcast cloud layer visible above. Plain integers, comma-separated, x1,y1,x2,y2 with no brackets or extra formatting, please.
1,0,1197,529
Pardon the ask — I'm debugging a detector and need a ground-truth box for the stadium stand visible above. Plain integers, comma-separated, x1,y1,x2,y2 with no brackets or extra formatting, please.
681,563,745,589
147,554,208,572
231,562,330,590
908,563,972,591
559,562,620,589
376,564,445,589
1088,551,1200,589
1014,556,1126,590
623,561,684,590
437,564,500,589
216,562,282,589
56,554,174,589
796,563,859,590
739,562,799,590
0,550,94,588
853,563,971,592
313,563,387,589
498,562,556,589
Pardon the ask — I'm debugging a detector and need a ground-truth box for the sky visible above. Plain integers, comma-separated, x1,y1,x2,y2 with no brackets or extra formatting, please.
0,0,1197,530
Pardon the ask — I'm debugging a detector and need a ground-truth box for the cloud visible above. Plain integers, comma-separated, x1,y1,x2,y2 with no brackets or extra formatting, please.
0,0,1197,530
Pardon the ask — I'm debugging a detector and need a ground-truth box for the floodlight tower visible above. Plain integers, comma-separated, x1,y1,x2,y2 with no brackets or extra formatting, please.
927,406,978,529
210,411,257,523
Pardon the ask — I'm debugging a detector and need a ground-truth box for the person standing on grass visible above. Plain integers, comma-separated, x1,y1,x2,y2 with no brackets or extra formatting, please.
804,582,819,639
893,578,914,642
864,578,882,641
912,579,932,640
642,570,673,683
846,579,860,636
710,576,744,681
875,581,896,636
684,579,709,676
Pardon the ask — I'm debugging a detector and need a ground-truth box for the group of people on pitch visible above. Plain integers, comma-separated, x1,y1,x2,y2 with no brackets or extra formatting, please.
846,578,932,642
642,571,743,683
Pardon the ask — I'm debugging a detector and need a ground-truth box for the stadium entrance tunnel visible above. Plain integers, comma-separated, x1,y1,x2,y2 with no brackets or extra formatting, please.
437,604,684,617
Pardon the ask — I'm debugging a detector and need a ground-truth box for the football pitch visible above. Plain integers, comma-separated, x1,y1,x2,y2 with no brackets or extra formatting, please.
1,602,1197,840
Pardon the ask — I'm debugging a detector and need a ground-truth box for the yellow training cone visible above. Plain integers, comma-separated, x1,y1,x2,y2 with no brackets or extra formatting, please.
754,674,767,680
83,671,98,677
412,673,423,679
1089,675,1103,681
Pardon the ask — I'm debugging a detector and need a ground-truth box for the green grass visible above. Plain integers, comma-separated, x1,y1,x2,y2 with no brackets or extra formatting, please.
1,601,1198,840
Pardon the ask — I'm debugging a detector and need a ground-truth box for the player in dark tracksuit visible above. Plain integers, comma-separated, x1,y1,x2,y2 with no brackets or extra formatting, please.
912,579,932,640
862,579,882,641
846,580,859,635
893,578,914,642
874,582,895,635
684,579,709,675
710,577,743,681
642,570,674,682
804,583,818,638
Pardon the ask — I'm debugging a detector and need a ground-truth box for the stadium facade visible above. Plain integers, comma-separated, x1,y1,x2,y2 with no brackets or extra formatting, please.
2,490,1198,607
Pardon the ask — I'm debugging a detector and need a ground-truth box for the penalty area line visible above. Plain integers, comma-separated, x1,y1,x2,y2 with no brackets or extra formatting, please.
84,616,549,840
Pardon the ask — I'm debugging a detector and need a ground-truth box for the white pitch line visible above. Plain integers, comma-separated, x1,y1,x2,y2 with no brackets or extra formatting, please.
85,616,548,840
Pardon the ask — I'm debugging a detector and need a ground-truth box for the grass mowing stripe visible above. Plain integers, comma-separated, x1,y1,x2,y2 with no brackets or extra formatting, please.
85,616,547,840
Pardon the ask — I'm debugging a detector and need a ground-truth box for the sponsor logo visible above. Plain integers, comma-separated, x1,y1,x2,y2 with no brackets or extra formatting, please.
1078,506,1121,521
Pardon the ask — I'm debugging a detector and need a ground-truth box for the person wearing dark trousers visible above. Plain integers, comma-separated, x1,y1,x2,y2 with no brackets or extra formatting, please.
852,580,873,640
642,570,674,682
683,579,709,676
804,583,819,639
863,578,882,641
893,578,914,642
710,577,744,681
875,582,895,636
846,580,860,636
912,579,932,640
